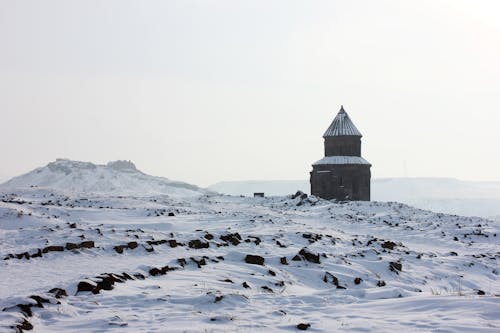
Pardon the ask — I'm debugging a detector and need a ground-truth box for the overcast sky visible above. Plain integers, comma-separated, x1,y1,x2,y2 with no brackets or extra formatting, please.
1,0,499,186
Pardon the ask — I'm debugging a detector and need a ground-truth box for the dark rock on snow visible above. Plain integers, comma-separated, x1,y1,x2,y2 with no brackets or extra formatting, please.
381,241,397,250
80,240,95,248
244,254,265,265
49,288,68,298
220,233,242,246
389,261,402,272
77,280,98,293
42,246,64,253
297,323,311,330
299,248,321,264
188,239,209,249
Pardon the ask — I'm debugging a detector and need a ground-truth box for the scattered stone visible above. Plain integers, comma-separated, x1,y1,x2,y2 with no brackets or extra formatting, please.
323,272,340,287
477,290,485,295
149,265,177,276
354,277,363,285
69,223,77,228
377,280,386,287
31,249,42,258
16,318,33,331
276,240,287,248
188,239,209,249
190,257,207,268
29,295,50,307
168,212,175,217
214,295,224,303
16,252,30,260
275,280,285,287
65,243,79,250
114,245,126,254
95,276,114,291
261,286,273,292
204,233,214,240
77,280,98,293
297,323,311,330
291,254,302,261
302,233,322,243
168,240,179,248
244,254,265,265
246,236,262,245
16,304,33,317
121,272,134,281
147,239,167,246
242,282,251,289
48,288,67,298
280,257,288,265
80,241,94,248
42,246,64,253
299,248,320,264
127,241,138,249
268,269,276,276
389,262,402,272
220,233,242,246
381,241,397,250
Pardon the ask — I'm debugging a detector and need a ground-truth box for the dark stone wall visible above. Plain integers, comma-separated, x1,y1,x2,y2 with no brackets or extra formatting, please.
310,164,370,201
324,136,361,156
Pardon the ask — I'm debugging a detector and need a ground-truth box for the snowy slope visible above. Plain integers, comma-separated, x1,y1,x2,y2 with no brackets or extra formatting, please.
0,159,207,198
209,178,500,219
1,189,499,332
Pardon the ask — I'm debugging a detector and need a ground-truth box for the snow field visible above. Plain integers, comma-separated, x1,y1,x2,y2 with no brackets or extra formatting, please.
1,189,499,332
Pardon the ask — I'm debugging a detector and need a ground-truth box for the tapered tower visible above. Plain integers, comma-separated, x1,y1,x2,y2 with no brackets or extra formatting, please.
310,106,371,201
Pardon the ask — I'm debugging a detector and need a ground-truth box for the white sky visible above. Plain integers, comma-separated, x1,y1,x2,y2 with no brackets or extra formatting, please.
1,0,499,187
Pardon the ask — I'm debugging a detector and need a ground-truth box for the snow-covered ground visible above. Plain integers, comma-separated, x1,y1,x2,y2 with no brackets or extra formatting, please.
1,161,499,332
209,178,500,220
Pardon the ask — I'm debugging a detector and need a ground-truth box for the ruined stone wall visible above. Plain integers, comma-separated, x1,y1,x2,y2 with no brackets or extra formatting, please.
324,136,361,156
310,164,370,201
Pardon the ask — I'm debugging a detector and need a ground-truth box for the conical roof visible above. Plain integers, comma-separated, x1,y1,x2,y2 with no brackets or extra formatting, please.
323,106,362,137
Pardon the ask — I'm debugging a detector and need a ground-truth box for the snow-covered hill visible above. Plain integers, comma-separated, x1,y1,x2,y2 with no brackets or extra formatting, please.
209,178,500,219
0,189,499,332
0,159,207,198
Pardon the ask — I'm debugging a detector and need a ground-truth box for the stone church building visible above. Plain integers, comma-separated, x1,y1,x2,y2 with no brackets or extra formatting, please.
310,106,371,201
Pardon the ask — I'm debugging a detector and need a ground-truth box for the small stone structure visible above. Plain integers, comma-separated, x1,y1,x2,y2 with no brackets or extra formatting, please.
253,192,264,198
310,106,371,201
